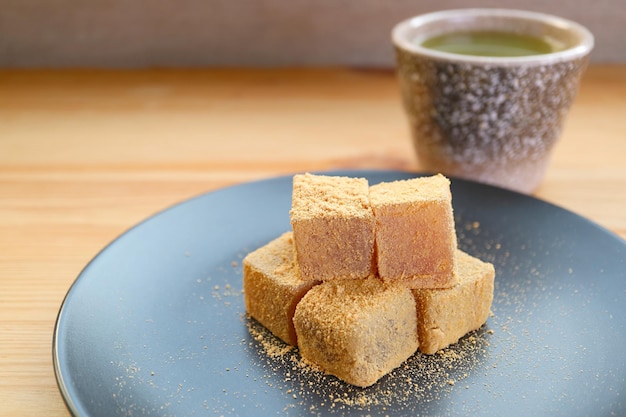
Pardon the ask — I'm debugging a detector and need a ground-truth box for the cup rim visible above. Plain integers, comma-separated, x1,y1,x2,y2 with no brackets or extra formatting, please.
391,8,594,65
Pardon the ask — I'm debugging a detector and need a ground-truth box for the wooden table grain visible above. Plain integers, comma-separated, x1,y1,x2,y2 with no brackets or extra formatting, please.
1,66,624,417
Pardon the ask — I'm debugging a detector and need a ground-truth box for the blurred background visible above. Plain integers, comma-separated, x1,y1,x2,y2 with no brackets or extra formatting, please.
1,0,623,68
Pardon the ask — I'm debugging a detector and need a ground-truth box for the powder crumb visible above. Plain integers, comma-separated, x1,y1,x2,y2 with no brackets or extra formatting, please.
247,320,295,358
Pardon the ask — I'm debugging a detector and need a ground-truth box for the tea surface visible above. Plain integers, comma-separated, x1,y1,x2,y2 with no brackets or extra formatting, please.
421,31,558,57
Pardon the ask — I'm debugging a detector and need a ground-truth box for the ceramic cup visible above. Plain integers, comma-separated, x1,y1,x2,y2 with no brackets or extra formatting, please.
392,9,594,193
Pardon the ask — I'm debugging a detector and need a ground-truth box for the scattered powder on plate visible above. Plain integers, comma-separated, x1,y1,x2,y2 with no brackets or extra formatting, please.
245,316,493,414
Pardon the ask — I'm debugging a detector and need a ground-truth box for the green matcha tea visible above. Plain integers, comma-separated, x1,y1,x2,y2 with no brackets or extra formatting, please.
421,30,560,57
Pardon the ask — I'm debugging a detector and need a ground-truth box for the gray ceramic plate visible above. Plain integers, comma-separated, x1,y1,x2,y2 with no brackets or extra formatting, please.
53,170,626,417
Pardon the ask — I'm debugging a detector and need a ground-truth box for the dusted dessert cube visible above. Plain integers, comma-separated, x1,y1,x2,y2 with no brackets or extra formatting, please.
293,277,419,387
290,173,376,281
412,250,495,354
243,232,320,346
369,174,457,289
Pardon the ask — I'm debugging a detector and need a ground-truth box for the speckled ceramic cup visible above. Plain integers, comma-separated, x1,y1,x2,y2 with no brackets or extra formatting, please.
392,9,594,193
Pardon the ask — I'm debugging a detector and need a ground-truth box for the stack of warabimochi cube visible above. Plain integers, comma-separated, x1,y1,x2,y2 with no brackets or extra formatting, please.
243,173,495,388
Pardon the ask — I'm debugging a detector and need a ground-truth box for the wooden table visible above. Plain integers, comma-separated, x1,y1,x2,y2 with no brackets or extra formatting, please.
1,66,624,416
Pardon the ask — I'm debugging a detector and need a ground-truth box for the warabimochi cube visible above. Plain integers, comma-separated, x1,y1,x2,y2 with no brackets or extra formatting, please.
290,173,376,281
369,174,457,289
412,250,495,354
293,277,419,387
243,232,320,346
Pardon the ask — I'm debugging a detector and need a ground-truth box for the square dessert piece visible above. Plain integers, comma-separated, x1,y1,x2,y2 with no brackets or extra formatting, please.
293,277,419,387
243,232,320,346
290,173,376,281
412,250,495,354
369,174,457,289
